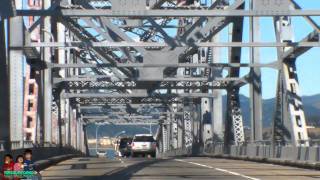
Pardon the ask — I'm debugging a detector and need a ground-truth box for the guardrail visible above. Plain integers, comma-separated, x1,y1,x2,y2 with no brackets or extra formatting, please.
11,140,37,149
159,141,320,169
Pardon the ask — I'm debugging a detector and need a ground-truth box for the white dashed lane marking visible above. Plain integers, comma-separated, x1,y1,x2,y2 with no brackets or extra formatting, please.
175,159,260,180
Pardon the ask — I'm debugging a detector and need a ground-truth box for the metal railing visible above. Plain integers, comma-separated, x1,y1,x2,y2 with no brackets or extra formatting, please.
11,141,22,150
0,140,4,151
23,140,34,148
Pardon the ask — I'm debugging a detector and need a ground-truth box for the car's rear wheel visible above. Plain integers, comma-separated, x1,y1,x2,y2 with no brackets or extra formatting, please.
151,152,156,158
131,152,136,158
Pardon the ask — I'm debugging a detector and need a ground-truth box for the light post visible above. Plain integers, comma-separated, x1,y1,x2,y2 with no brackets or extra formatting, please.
95,122,107,154
115,130,126,138
141,125,152,134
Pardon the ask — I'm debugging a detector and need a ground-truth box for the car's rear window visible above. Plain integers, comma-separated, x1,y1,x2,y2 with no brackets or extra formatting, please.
120,139,131,147
134,136,154,142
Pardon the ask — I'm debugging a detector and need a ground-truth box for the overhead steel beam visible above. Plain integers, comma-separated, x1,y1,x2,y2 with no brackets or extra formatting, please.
58,16,133,79
60,80,233,90
282,30,319,59
83,115,165,119
63,92,217,99
71,97,182,105
48,62,278,69
79,105,167,109
289,0,320,33
16,9,320,17
53,77,246,83
85,119,161,125
80,111,183,116
23,41,320,48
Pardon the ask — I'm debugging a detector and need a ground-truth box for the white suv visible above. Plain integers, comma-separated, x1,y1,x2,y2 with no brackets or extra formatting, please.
131,134,156,158
96,150,106,158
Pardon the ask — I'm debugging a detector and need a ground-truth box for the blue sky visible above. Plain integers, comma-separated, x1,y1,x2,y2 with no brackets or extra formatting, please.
237,0,320,99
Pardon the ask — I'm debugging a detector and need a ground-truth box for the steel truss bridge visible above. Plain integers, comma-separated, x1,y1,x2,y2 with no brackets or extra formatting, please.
1,0,320,177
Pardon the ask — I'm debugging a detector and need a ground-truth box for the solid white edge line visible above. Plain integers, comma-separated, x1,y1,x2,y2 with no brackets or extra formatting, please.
175,159,260,180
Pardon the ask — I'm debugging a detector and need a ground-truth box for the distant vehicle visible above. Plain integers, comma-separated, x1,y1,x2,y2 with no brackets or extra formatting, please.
131,134,156,158
118,137,133,157
96,150,106,157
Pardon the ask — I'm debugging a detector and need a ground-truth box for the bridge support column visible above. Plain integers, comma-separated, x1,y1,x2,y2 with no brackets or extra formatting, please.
249,0,263,143
76,114,81,151
212,35,223,140
83,124,90,156
273,13,309,146
9,14,24,149
0,17,10,151
169,105,178,150
183,103,193,150
177,108,183,149
64,101,71,146
72,109,77,149
42,0,52,146
225,8,245,152
161,123,169,152
201,98,213,146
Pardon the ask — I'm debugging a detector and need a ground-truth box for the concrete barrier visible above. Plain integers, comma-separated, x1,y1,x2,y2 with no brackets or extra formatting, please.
0,147,84,170
209,144,320,170
161,144,320,170
309,147,319,162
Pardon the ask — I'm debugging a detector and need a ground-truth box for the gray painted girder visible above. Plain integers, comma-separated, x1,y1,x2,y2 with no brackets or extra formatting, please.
224,8,245,147
249,0,263,142
62,92,217,98
16,9,320,17
273,6,309,146
0,18,10,151
9,16,24,148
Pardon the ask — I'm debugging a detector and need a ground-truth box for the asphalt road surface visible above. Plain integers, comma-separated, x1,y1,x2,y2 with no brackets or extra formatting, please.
40,157,320,180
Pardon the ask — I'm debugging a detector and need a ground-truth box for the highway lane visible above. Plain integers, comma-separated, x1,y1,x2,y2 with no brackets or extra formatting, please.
40,157,320,180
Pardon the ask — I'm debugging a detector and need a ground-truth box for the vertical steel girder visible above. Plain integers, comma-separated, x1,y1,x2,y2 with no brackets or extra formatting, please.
161,123,169,152
0,18,11,151
272,72,290,144
43,0,53,144
169,107,178,149
9,15,24,148
212,34,223,140
226,88,245,145
183,107,193,148
225,5,245,147
201,98,213,145
249,0,263,143
283,59,309,146
273,5,309,146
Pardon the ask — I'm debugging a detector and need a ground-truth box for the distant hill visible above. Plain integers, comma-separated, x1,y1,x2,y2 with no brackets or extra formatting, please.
235,94,320,127
86,124,158,139
87,94,320,138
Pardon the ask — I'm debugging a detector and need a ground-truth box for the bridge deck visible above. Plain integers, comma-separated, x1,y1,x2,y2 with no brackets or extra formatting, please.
40,157,320,180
